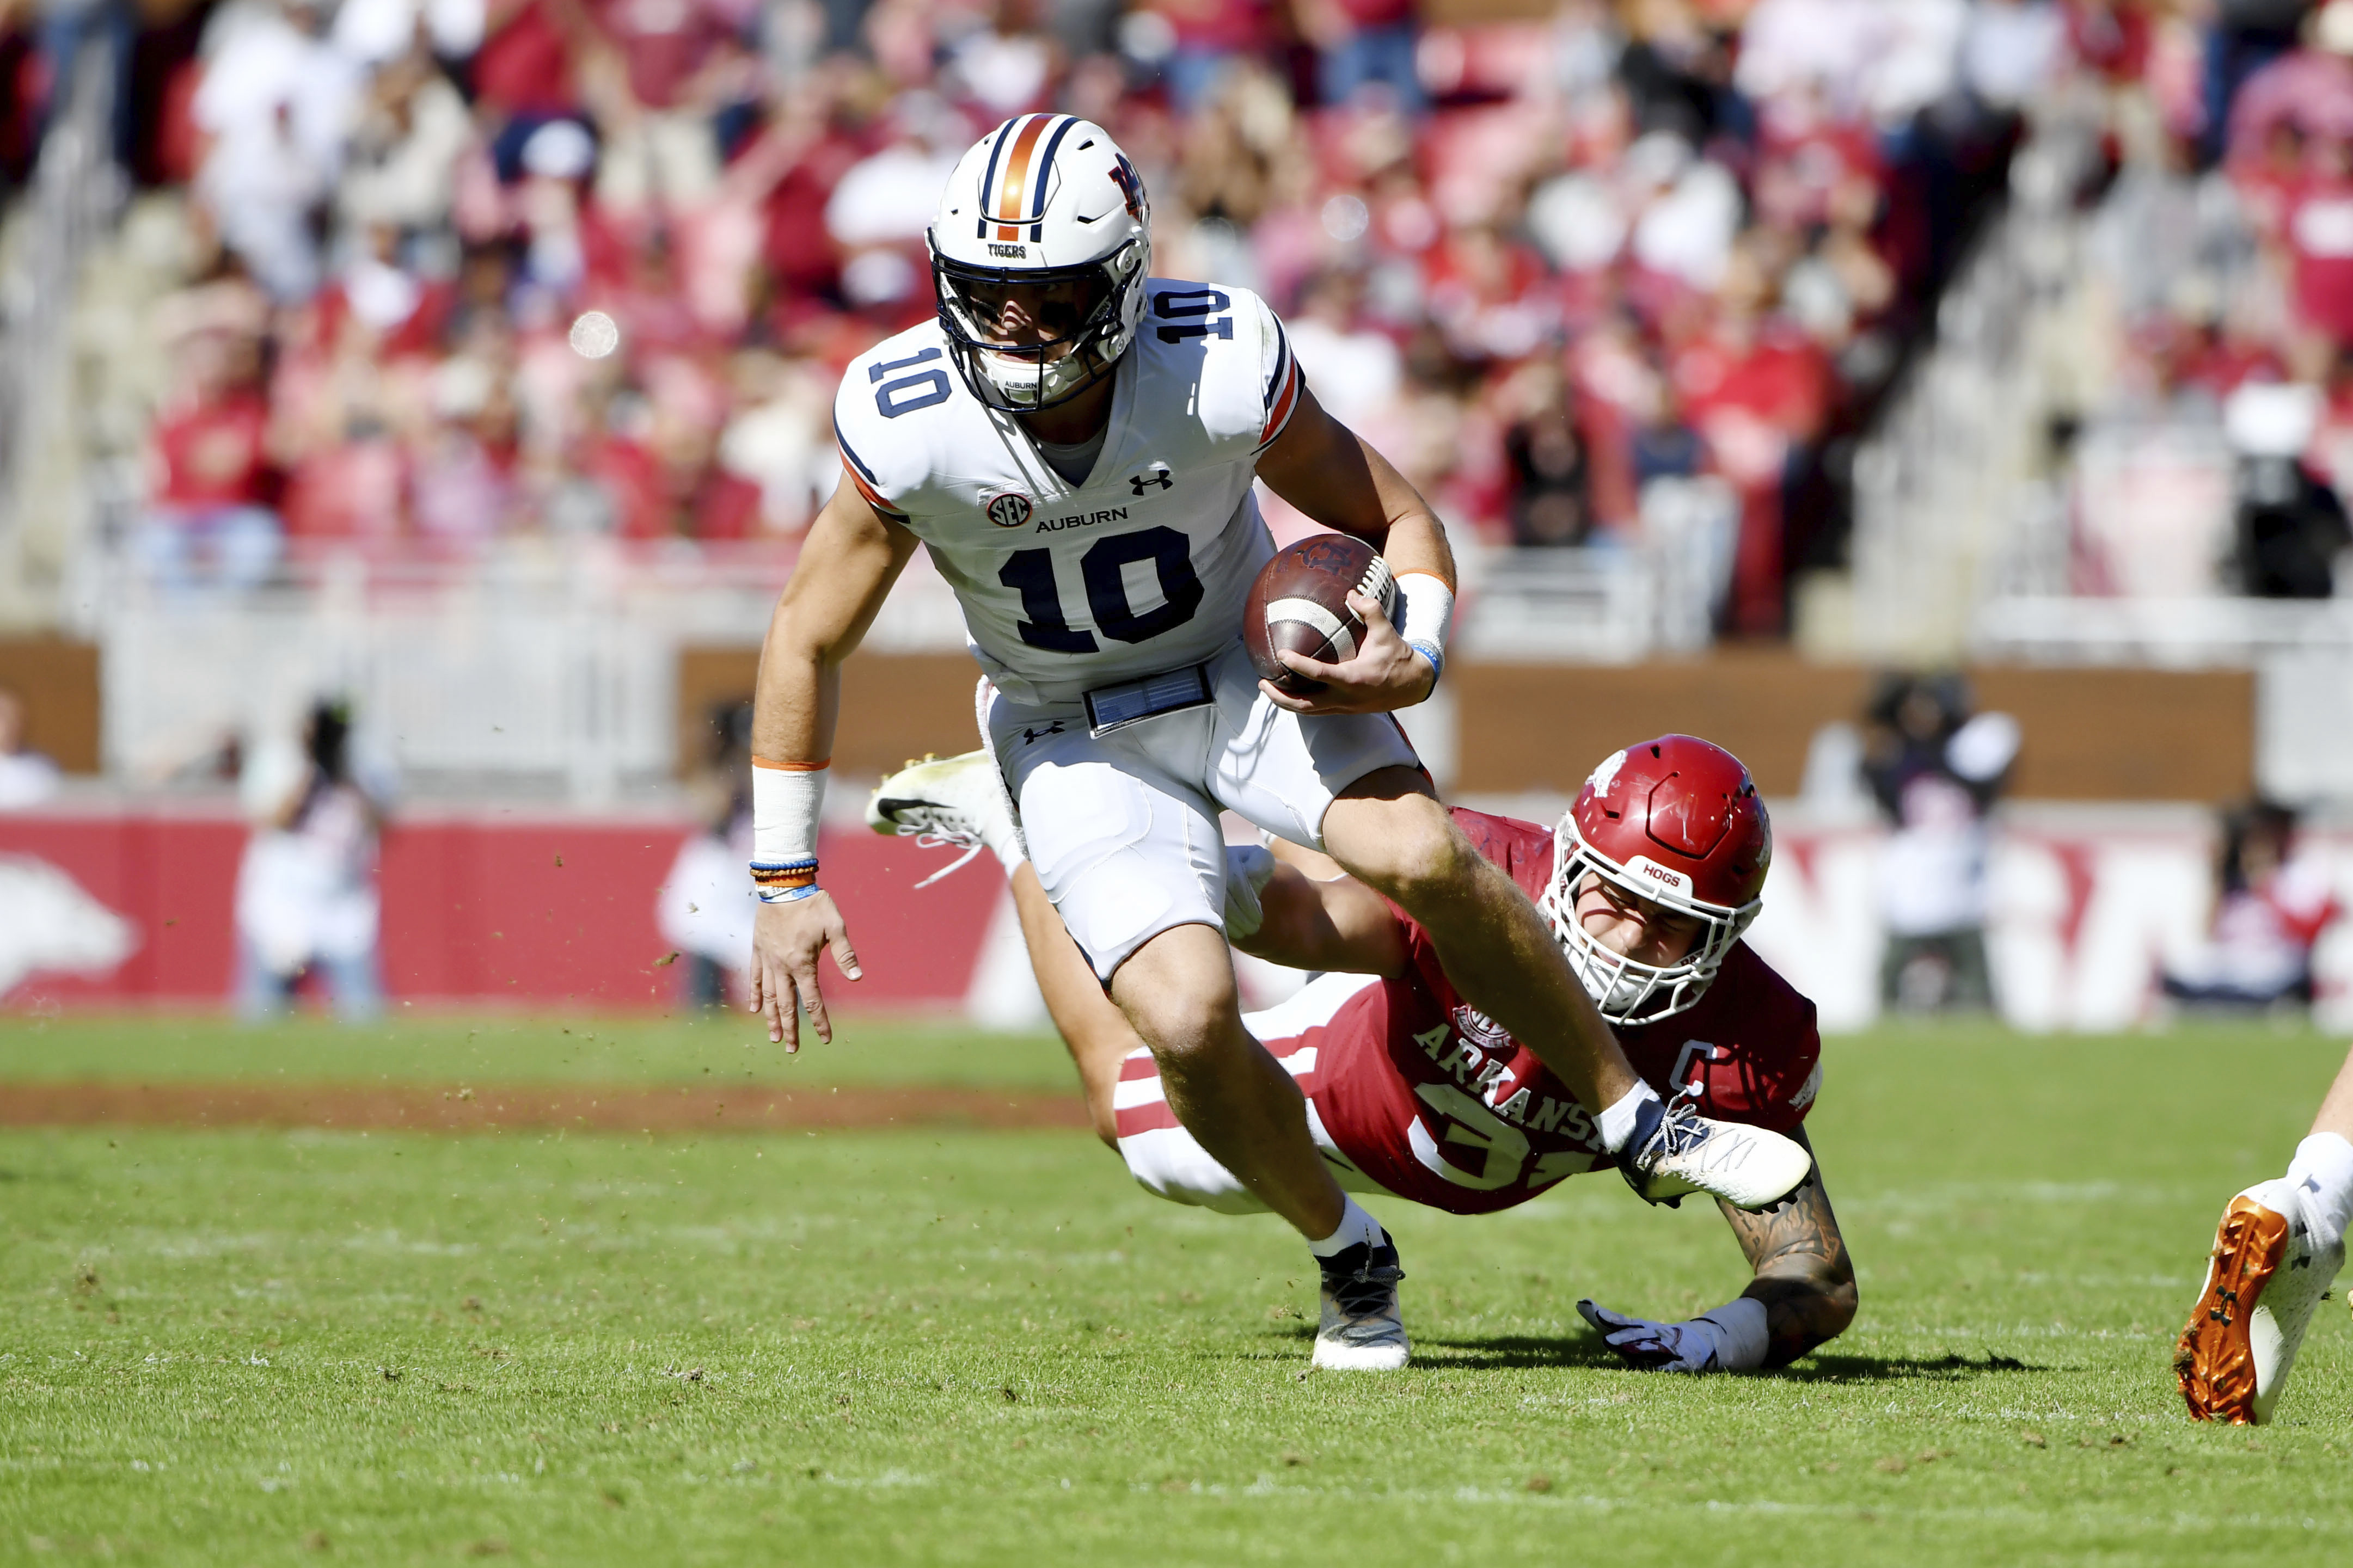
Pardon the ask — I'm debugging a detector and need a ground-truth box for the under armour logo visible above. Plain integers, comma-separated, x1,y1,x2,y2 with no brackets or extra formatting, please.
1021,722,1066,744
1129,465,1173,496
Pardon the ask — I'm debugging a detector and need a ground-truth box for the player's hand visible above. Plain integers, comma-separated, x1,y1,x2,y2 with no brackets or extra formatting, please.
749,891,861,1052
1577,1299,1729,1374
1260,592,1438,716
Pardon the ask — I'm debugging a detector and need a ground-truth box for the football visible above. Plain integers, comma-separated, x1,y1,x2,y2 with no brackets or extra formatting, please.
1242,534,1400,695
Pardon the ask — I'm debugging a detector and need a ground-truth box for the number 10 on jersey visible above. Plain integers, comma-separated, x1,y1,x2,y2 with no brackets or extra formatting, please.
999,527,1205,652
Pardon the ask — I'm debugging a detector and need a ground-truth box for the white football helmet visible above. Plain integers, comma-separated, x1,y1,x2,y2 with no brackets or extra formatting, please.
928,114,1152,411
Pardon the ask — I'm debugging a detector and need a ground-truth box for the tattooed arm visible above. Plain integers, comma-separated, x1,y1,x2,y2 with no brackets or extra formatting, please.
1718,1128,1858,1368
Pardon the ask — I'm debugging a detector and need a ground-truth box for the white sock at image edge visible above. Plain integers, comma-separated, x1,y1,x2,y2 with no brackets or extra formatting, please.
1307,1197,1386,1259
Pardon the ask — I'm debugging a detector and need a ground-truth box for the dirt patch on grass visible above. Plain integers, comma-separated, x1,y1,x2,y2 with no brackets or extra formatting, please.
0,1081,1092,1134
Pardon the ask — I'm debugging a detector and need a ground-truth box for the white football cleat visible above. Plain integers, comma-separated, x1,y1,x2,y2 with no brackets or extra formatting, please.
1619,1091,1815,1211
866,749,1025,879
1311,1237,1410,1371
2177,1178,2346,1424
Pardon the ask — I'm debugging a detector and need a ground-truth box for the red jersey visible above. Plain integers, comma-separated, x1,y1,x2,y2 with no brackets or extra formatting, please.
1120,809,1822,1216
2287,180,2353,342
149,393,277,509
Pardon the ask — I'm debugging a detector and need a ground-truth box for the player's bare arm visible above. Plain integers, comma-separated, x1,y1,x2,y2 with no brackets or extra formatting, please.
1579,1129,1852,1373
1253,384,1455,717
1717,1132,1859,1368
746,473,921,1050
1229,854,1410,977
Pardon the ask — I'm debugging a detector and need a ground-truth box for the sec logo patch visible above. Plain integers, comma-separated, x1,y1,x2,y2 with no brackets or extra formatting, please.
985,493,1034,528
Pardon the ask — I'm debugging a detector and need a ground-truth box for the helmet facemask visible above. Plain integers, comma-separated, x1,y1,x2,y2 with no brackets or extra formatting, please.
1536,826,1759,1024
930,236,1148,411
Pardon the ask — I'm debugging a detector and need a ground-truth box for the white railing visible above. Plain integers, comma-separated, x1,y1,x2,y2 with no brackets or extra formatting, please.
0,32,125,626
1457,478,1738,661
1973,595,2353,666
97,543,969,799
97,521,1721,800
1847,94,2107,661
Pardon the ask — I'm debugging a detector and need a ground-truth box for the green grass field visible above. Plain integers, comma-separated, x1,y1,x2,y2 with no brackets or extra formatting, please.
4,1013,2353,1565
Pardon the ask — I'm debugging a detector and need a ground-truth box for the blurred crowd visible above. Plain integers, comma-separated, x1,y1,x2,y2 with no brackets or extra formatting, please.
2066,0,2353,601
2,0,2165,630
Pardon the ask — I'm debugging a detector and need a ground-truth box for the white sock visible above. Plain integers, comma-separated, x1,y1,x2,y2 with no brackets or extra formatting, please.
2288,1132,2353,1256
1307,1197,1385,1259
1596,1081,1663,1155
987,820,1027,877
983,784,1029,876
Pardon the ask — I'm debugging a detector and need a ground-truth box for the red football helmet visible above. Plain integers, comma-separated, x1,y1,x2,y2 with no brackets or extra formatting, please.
1536,735,1772,1024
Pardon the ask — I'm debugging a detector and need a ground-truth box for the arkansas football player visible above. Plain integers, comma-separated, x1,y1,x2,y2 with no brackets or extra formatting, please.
871,735,1857,1374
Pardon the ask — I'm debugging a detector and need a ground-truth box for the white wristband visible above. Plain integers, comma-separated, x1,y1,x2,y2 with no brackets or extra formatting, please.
1393,571,1454,682
751,760,826,901
1692,1296,1771,1372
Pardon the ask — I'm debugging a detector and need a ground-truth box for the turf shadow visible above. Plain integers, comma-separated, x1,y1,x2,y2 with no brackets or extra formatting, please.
1265,1332,2044,1380
1383,1335,1626,1370
1776,1351,2044,1383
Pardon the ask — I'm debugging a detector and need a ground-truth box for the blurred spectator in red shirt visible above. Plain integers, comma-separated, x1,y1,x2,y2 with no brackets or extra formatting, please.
757,82,872,325
574,0,756,218
2283,137,2353,345
139,305,285,591
1672,242,1831,634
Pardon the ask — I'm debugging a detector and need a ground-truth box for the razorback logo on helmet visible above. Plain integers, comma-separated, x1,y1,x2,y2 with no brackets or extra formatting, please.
985,493,1034,528
1588,748,1628,797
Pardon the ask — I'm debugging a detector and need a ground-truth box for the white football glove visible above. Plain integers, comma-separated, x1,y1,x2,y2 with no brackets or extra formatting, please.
1577,1297,1769,1373
1222,844,1278,941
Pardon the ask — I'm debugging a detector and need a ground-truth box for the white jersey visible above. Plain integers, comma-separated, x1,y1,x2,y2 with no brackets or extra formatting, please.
832,278,1305,706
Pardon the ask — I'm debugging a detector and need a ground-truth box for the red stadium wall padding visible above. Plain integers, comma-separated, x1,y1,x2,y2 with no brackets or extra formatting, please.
0,808,1000,1012
18,807,2346,1030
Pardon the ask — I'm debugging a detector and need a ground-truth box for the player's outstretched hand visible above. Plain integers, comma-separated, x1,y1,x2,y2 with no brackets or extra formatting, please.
1261,592,1438,716
750,893,861,1052
1577,1299,1745,1374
